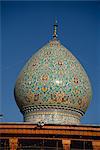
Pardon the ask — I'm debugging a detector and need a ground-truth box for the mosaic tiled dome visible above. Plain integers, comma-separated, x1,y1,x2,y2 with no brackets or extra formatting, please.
14,24,92,125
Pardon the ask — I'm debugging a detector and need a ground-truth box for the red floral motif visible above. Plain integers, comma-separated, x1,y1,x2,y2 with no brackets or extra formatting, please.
42,74,49,81
74,76,79,84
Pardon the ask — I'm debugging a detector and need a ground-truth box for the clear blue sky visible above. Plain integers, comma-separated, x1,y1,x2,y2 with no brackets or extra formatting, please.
1,1,100,124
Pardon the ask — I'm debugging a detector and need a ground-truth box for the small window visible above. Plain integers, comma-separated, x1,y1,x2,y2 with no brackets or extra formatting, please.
70,140,93,150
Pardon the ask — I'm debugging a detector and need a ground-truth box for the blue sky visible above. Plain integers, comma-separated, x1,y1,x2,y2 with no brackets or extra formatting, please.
1,1,100,124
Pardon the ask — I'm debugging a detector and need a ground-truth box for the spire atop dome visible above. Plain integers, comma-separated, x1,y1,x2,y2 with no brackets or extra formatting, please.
53,19,58,39
14,22,92,125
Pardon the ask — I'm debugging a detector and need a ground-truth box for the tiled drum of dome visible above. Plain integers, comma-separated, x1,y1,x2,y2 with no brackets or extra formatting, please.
15,40,92,124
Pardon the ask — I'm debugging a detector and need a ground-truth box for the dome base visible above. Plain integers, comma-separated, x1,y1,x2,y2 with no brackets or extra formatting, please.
23,110,81,125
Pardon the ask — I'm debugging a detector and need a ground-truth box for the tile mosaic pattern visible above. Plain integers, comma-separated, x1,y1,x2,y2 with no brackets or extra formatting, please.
14,39,92,124
24,111,81,125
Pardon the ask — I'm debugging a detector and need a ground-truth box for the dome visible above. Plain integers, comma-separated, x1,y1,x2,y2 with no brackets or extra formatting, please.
14,23,92,125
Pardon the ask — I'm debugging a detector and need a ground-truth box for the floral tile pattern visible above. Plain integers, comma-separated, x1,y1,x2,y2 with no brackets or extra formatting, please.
14,39,92,124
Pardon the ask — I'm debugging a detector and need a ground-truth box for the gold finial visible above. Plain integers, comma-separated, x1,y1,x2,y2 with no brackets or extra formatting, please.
53,19,58,39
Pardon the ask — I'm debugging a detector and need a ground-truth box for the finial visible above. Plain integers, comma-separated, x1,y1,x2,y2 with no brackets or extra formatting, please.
53,19,58,39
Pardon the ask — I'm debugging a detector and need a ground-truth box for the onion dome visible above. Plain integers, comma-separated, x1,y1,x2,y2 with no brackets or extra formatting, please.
14,21,92,124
